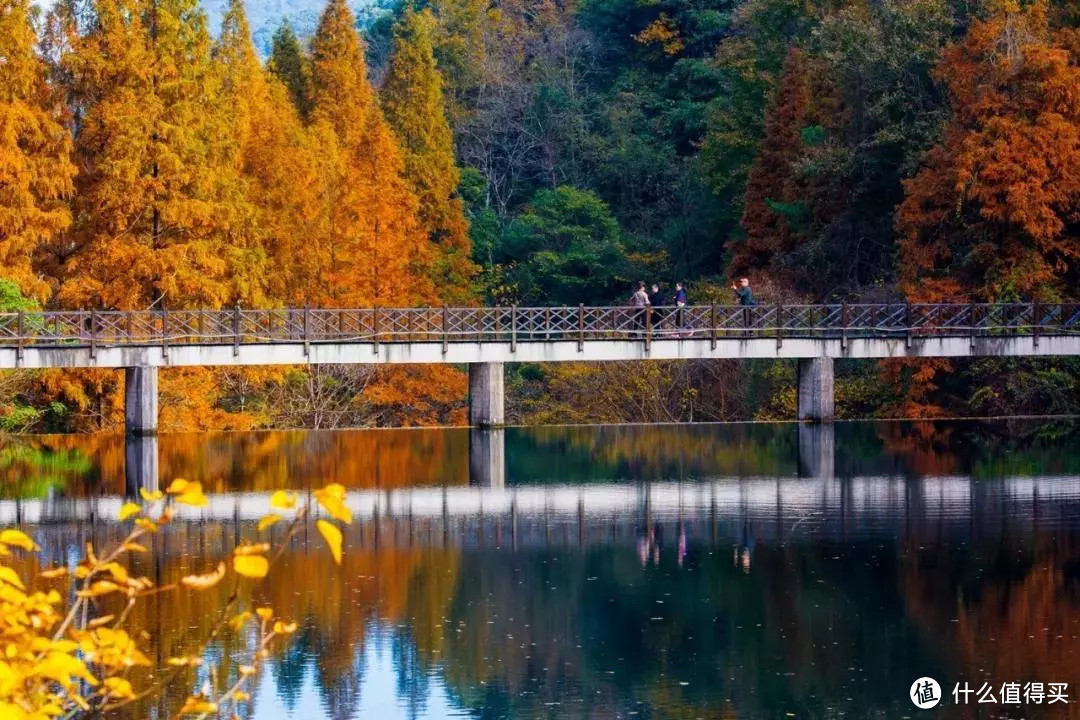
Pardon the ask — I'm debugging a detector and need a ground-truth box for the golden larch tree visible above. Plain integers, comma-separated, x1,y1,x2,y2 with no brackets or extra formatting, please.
382,6,475,303
0,0,75,301
56,0,244,310
309,0,435,306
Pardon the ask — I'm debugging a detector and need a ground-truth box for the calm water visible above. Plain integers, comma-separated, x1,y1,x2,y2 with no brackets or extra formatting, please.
6,421,1080,719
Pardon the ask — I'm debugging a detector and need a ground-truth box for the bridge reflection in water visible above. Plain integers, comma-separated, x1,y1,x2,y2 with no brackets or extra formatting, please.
9,424,1080,545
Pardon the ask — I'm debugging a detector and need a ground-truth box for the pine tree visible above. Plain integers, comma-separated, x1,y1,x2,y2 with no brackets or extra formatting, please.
0,0,75,301
732,46,809,278
309,0,434,306
268,20,313,122
382,7,475,302
56,0,242,310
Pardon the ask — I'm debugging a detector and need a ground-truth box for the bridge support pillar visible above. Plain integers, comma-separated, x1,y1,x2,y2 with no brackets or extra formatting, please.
469,428,506,488
124,366,158,436
468,362,504,428
797,357,834,423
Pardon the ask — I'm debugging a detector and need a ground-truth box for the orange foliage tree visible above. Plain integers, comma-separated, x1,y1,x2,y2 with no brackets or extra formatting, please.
309,0,435,307
0,0,75,302
54,0,244,310
897,0,1080,302
731,46,810,281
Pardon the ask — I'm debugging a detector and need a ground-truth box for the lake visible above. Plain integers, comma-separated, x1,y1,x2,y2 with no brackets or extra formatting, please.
5,420,1080,719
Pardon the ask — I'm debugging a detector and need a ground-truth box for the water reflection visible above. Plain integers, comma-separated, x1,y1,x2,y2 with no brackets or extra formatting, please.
7,421,1080,718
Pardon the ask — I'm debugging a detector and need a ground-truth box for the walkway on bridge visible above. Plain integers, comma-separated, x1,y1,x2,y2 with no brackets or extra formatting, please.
0,303,1076,431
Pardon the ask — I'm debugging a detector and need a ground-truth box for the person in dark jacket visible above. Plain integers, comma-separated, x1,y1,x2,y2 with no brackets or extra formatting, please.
673,282,688,335
732,277,756,306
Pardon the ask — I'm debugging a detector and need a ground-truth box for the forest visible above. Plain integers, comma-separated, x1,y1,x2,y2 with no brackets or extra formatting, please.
0,0,1077,431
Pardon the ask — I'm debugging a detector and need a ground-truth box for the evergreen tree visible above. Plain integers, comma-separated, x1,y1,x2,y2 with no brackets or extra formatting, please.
310,0,434,306
269,20,313,121
382,7,475,302
56,0,241,309
0,0,75,301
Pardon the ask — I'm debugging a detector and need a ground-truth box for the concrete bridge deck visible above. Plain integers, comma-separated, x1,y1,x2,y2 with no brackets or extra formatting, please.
0,303,1075,429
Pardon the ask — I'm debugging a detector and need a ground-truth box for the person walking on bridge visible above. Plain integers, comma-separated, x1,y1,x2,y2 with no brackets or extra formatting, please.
631,281,650,336
674,282,688,336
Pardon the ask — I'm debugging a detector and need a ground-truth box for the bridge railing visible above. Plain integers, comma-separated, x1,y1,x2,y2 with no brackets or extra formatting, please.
0,303,1077,348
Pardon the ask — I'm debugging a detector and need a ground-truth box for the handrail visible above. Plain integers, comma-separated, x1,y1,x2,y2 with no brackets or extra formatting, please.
0,303,1074,347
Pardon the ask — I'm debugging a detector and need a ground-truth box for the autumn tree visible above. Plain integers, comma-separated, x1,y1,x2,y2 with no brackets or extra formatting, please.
268,20,313,122
382,6,475,303
897,0,1080,302
0,0,75,301
55,0,244,310
309,0,434,306
730,46,810,280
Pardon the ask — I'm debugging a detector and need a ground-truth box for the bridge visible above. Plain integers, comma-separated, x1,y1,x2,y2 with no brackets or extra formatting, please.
0,302,1076,432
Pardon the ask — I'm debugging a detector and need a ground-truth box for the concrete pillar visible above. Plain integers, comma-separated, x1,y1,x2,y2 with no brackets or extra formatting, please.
797,423,835,479
469,428,506,488
124,366,158,436
125,434,159,497
797,357,834,422
468,362,504,428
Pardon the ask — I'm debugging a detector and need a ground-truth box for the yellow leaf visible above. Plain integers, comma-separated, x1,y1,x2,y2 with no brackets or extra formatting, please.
255,607,273,621
179,697,218,715
118,503,140,521
165,479,190,494
270,491,297,510
176,482,209,508
181,562,226,591
99,562,129,585
33,652,99,687
0,566,26,590
273,621,298,634
103,676,135,699
238,664,256,676
139,488,164,502
77,580,122,598
167,656,202,667
40,566,68,579
233,542,270,556
135,518,159,533
316,520,343,565
233,555,268,579
314,485,352,524
257,514,282,532
0,529,38,551
233,690,250,702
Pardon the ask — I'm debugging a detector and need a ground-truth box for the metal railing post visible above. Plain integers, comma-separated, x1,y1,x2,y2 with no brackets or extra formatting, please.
578,304,584,351
89,310,96,359
233,303,241,357
510,305,517,353
545,308,551,341
841,302,848,350
303,306,310,357
710,304,717,350
373,306,380,355
442,305,449,355
776,303,783,349
969,300,977,350
16,310,24,365
905,303,912,348
645,306,652,351
1033,301,1040,348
